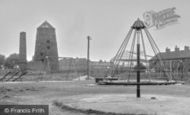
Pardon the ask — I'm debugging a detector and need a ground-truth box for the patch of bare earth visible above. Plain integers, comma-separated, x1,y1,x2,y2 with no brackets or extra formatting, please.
0,81,190,115
54,94,190,115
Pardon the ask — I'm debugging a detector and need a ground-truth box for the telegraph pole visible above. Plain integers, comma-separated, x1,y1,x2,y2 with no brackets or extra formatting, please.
87,36,91,80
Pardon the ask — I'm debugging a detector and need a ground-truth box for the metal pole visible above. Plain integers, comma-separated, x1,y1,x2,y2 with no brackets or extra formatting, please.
137,32,141,98
87,36,91,80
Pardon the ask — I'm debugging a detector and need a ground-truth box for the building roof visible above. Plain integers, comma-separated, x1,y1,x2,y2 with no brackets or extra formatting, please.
151,48,190,60
38,21,54,29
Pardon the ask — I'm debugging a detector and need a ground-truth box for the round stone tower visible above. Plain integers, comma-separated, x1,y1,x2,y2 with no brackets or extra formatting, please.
33,21,59,72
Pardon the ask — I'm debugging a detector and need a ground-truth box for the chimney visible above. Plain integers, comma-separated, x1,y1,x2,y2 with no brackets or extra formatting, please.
19,32,27,71
184,46,189,51
19,32,27,61
175,46,179,52
165,47,170,53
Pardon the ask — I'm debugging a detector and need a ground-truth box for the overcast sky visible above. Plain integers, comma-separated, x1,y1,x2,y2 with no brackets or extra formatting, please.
0,0,189,61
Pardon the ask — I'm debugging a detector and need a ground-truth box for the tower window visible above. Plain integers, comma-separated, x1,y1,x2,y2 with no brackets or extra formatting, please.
47,46,50,49
46,40,50,43
41,59,44,62
40,52,44,56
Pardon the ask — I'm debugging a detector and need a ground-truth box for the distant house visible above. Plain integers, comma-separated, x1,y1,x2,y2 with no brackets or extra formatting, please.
90,60,110,70
59,57,87,72
59,57,111,76
150,46,190,72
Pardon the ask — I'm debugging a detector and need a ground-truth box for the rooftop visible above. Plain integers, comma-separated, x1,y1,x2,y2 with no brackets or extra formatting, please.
38,21,54,29
151,46,190,60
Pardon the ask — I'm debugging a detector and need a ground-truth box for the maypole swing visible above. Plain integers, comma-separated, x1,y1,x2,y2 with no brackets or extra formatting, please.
98,18,176,86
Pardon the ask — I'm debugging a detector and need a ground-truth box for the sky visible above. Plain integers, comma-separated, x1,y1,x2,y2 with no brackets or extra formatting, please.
0,0,189,61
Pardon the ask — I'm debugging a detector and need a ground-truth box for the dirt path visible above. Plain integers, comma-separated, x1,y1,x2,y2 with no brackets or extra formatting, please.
55,94,190,115
0,81,190,115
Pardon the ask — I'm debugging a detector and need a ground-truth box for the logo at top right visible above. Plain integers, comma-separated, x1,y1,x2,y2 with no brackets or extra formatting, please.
143,7,180,29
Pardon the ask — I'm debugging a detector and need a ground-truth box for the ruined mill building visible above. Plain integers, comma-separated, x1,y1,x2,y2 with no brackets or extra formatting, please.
31,21,59,72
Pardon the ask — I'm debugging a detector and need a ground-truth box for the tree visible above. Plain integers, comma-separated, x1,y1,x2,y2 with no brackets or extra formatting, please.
0,54,5,69
4,53,20,69
0,54,5,64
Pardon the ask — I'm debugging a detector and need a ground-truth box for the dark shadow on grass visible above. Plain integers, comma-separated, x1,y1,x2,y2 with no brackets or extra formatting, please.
53,101,148,115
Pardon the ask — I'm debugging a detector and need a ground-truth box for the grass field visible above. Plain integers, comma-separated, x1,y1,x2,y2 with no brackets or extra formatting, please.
0,80,190,115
